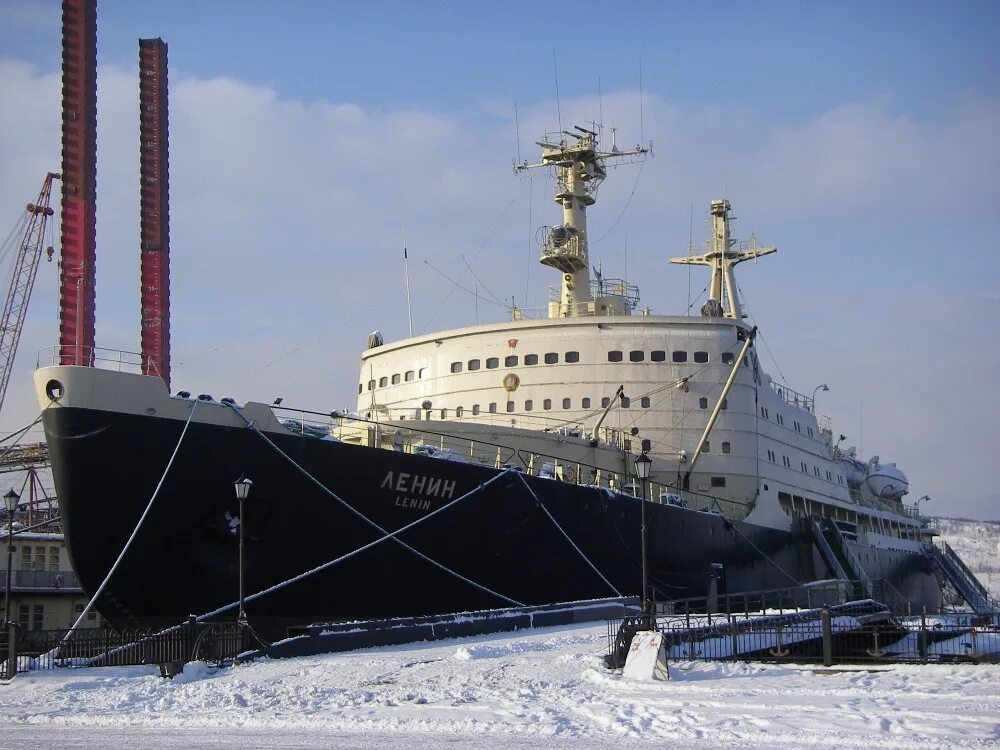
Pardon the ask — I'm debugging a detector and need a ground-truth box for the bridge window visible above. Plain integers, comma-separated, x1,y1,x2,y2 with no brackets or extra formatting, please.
694,351,709,363
505,355,518,367
582,397,591,408
543,399,552,410
721,352,735,365
629,350,644,362
405,370,415,382
525,400,533,411
562,398,571,409
641,396,650,408
711,476,726,488
608,351,623,362
672,351,688,363
565,351,580,363
525,354,538,365
392,374,401,385
722,441,731,454
379,376,388,387
486,357,499,369
468,359,481,371
544,352,558,364
651,350,666,362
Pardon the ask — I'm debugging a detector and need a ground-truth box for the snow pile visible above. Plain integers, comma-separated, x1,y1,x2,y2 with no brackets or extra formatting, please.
936,517,1000,597
1,622,997,748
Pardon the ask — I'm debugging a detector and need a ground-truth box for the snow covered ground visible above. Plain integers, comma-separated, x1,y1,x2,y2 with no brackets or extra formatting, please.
2,622,998,749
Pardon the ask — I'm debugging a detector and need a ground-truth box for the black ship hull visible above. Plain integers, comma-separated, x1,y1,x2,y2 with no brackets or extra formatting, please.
44,402,942,637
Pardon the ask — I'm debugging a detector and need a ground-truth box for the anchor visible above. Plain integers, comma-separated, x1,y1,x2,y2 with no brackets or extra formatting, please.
769,625,789,657
866,627,885,658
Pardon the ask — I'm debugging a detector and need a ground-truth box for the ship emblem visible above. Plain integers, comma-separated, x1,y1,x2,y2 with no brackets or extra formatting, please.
502,373,520,392
508,338,518,348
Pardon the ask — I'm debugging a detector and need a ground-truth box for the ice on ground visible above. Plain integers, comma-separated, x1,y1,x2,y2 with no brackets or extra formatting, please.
1,622,998,749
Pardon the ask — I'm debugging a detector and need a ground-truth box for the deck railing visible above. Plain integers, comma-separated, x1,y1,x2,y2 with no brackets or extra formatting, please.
35,345,159,376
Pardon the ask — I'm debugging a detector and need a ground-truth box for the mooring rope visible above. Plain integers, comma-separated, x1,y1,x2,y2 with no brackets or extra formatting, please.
223,402,526,608
58,399,200,650
515,472,622,597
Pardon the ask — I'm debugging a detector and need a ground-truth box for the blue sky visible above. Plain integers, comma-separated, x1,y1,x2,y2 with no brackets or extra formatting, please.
0,0,998,519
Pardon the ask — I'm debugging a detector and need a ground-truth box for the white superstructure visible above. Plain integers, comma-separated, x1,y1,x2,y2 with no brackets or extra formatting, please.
353,125,923,549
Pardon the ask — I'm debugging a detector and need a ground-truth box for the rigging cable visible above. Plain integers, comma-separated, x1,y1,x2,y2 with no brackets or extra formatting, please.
58,399,200,650
515,472,622,596
225,402,525,608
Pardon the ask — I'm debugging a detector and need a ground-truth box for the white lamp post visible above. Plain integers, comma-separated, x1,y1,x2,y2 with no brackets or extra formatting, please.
4,488,19,626
811,384,829,414
633,452,653,628
233,477,253,627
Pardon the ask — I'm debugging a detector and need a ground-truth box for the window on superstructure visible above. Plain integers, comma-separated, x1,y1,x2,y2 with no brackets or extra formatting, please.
565,351,580,363
694,351,709,363
761,407,768,419
543,399,552,410
405,371,415,382
807,426,814,438
488,402,497,413
651,350,666,362
33,547,44,570
525,400,533,411
699,397,708,409
562,398,571,409
767,449,775,462
672,351,687,363
419,368,427,379
621,396,631,408
801,462,808,473
32,604,43,631
392,374,401,385
525,354,538,365
783,456,791,467
794,421,801,432
776,414,784,426
814,466,820,477
49,547,59,571
472,404,480,415
456,407,464,418
582,397,591,408
721,352,735,365
440,409,448,419
629,350,644,362
601,397,611,408
468,359,481,371
721,398,728,410
17,605,28,629
507,401,515,413
358,383,362,394
702,441,710,452
368,380,375,391
826,470,832,481
838,475,843,485
379,376,388,387
505,355,518,367
722,441,731,454
641,396,650,408
544,353,558,364
486,357,499,369
711,476,726,488
19,546,31,569
608,351,623,362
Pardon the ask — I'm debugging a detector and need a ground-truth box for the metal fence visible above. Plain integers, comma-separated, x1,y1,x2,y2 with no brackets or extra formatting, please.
607,603,1000,667
1,620,248,678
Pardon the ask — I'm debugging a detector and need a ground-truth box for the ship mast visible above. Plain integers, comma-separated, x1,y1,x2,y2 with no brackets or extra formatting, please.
516,126,648,318
670,199,776,319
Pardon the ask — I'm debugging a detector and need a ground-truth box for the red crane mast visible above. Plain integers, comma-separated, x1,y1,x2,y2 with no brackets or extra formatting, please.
0,173,60,415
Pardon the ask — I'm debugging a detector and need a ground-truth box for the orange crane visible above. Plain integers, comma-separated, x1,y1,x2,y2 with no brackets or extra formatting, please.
0,172,60,415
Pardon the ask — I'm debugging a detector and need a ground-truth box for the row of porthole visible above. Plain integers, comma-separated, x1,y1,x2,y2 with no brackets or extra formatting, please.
428,394,656,417
450,352,578,373
769,450,845,485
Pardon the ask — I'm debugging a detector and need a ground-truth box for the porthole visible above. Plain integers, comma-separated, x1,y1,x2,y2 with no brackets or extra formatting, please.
608,351,623,362
629,350,644,362
651,350,666,362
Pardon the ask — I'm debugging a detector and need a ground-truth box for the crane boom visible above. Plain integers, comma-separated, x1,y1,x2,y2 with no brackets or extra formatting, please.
0,172,60,415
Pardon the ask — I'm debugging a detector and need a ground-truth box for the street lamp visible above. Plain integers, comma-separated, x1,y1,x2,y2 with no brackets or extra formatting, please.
811,383,829,414
633,451,653,629
4,488,19,626
233,477,253,627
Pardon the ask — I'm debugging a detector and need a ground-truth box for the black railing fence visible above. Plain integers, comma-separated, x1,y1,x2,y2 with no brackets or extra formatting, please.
1,619,248,677
607,599,1000,668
